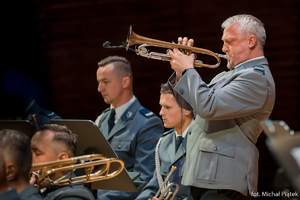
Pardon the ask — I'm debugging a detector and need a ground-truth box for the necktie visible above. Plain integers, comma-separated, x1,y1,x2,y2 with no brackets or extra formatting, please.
107,108,116,132
176,136,183,152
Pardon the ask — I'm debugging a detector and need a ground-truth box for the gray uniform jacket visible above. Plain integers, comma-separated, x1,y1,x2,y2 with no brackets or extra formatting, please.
96,98,164,200
43,183,95,200
136,129,190,200
168,57,275,196
19,185,42,200
0,188,20,200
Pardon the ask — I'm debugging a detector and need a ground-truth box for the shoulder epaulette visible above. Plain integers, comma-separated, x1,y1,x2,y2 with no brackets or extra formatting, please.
39,109,60,119
161,129,174,137
139,108,155,118
253,65,265,75
101,108,110,114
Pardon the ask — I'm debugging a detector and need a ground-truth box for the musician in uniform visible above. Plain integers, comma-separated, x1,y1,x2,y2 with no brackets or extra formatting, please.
95,56,164,200
0,147,21,200
135,83,194,200
0,129,42,200
167,14,275,199
30,124,95,200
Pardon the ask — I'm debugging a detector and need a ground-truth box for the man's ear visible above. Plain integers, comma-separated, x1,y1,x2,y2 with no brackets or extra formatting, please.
57,152,69,160
122,77,131,88
122,76,131,88
183,109,192,117
6,162,17,182
248,35,257,49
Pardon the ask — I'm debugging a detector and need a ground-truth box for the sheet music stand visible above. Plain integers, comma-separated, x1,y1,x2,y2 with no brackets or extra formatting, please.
260,119,294,137
50,119,145,192
0,120,36,138
261,119,300,192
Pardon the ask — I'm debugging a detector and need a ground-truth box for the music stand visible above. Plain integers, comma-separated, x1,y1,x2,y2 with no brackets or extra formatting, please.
261,119,300,192
0,120,36,138
260,119,294,137
50,119,145,192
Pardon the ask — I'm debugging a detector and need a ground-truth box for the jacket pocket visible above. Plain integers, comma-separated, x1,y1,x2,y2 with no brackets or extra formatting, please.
110,140,131,152
194,137,235,184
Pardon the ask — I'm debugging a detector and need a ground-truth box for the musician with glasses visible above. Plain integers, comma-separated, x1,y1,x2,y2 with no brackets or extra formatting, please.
135,83,194,200
0,129,42,200
167,14,275,200
95,56,164,200
30,124,95,200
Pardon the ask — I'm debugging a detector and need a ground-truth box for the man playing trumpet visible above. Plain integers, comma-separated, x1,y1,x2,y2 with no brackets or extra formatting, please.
167,14,275,200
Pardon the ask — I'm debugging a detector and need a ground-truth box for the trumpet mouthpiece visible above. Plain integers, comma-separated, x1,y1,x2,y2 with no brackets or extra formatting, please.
218,54,229,59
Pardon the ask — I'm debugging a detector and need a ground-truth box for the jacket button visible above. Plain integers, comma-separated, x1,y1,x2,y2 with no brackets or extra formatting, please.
213,147,218,151
180,89,184,95
188,131,192,135
118,145,121,149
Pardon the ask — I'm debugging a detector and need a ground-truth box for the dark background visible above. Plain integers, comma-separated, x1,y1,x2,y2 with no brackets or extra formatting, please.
1,0,299,198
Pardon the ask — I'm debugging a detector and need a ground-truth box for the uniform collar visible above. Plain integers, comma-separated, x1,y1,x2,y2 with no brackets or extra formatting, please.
111,96,136,121
174,124,190,139
233,56,266,70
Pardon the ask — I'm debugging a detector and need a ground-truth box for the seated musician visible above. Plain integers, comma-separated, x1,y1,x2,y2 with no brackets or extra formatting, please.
30,124,95,200
136,83,194,200
0,147,21,200
0,129,42,200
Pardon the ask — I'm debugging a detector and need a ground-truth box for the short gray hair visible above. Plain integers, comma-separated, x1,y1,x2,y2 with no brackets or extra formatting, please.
221,14,266,48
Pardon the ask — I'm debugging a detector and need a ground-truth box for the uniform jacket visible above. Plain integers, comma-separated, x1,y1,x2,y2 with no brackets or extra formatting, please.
43,183,95,200
136,129,191,200
96,98,164,200
168,57,275,196
19,185,42,200
20,99,61,127
0,188,20,200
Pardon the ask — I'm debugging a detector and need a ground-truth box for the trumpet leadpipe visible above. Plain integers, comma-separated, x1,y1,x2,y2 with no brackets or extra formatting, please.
218,54,229,59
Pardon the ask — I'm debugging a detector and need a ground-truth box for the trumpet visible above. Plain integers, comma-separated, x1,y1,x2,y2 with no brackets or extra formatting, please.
103,25,228,68
149,166,179,200
31,154,124,191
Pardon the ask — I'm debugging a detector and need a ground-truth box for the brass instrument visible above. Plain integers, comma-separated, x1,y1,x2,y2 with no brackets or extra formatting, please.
103,25,228,68
149,166,179,200
31,154,124,191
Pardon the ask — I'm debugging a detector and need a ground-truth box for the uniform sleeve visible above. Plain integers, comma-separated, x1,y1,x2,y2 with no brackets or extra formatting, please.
173,68,268,120
134,116,164,182
135,170,160,200
97,116,164,200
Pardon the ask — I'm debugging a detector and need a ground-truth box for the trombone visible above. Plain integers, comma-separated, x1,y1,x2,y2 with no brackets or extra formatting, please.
31,154,124,191
103,25,228,68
